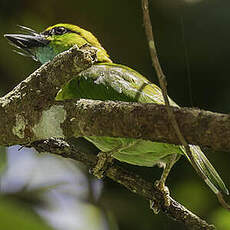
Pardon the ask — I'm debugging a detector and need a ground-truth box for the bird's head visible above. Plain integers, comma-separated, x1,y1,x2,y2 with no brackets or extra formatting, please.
4,23,111,64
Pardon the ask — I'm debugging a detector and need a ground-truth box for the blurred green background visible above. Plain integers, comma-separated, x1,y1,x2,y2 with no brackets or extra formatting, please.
0,0,230,229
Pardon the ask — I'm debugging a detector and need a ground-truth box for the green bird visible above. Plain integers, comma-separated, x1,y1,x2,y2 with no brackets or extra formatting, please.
4,24,229,207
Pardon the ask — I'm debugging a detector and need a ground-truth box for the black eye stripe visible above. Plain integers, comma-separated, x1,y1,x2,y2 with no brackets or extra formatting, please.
42,27,81,36
53,27,66,35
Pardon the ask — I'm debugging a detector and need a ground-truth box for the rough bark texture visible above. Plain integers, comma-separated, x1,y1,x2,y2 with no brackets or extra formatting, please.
0,45,230,150
1,80,230,151
31,138,215,230
1,41,229,229
0,45,96,145
60,99,230,151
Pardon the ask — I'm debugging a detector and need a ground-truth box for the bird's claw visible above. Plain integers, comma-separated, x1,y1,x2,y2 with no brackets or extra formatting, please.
149,200,160,214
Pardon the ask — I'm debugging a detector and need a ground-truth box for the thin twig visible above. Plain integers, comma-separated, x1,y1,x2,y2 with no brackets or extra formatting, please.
141,0,229,210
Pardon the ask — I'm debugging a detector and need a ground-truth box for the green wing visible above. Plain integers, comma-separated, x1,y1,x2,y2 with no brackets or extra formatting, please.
56,63,174,105
56,63,182,166
56,63,228,195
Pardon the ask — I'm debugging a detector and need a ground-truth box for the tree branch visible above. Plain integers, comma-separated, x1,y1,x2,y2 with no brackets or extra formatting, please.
60,99,230,152
142,0,206,198
141,0,230,211
0,4,229,155
1,89,230,151
31,137,215,230
1,37,230,151
1,18,227,230
0,44,96,145
1,33,229,229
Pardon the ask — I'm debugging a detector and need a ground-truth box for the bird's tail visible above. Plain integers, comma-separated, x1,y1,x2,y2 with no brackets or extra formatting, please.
182,145,229,196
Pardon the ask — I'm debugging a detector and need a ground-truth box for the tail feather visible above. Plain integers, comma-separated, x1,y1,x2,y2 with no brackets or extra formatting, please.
182,145,229,195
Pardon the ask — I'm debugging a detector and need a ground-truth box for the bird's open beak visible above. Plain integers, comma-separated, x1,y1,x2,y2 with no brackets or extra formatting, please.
4,33,50,49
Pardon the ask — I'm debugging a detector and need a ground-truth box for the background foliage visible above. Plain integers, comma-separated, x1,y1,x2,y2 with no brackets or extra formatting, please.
0,0,230,229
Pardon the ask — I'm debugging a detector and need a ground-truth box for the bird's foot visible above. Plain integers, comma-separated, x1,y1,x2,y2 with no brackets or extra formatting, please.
155,180,170,207
90,152,113,179
150,180,170,214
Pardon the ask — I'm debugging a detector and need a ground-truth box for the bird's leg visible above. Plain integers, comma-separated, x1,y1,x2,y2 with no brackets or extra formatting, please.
91,151,114,179
150,154,179,214
91,145,122,179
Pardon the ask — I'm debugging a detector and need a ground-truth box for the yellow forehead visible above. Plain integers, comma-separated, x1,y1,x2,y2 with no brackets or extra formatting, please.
44,23,104,49
44,23,81,33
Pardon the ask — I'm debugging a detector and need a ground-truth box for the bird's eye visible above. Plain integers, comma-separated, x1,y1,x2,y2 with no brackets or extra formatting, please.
42,26,70,37
52,27,68,35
